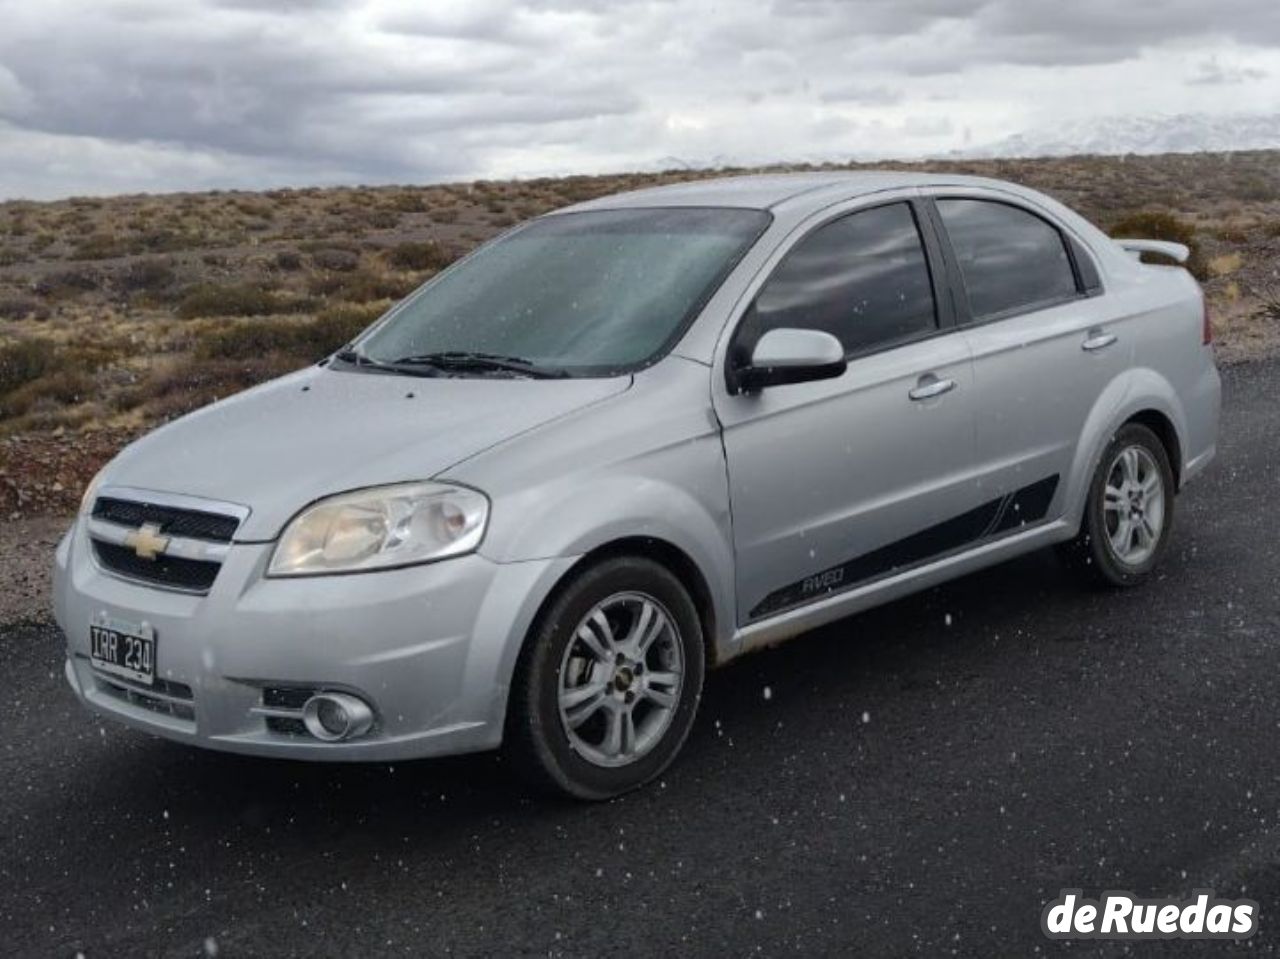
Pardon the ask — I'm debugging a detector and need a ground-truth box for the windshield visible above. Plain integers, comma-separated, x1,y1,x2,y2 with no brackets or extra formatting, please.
354,207,770,374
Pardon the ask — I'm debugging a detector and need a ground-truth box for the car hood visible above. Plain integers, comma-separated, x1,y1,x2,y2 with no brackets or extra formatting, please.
102,365,632,540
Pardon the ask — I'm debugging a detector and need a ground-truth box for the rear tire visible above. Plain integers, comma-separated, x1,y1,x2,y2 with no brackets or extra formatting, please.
504,556,705,801
1059,423,1176,588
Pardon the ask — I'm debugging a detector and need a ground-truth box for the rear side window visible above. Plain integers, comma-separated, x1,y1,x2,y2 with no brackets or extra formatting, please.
936,199,1078,321
749,202,937,356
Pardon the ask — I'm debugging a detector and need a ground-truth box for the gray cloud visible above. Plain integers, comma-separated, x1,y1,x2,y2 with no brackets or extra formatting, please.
0,0,1278,199
1190,56,1269,86
819,85,905,106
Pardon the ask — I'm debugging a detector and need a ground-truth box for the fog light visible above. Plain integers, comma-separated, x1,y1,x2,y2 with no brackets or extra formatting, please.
318,699,348,735
301,692,374,742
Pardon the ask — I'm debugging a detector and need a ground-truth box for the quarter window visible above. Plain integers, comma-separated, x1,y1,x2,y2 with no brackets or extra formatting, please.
748,203,938,357
936,199,1079,321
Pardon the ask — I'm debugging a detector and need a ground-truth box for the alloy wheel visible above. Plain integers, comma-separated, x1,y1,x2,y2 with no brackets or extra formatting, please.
1102,444,1166,567
556,592,685,768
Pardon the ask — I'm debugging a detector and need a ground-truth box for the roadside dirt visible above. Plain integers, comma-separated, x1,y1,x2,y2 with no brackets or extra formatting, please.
0,514,67,624
1,428,136,519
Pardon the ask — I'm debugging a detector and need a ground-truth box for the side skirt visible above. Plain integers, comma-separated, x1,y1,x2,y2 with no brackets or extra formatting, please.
731,518,1072,658
748,476,1059,621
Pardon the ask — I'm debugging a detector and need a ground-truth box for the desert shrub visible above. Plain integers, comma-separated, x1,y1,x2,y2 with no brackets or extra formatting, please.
68,233,131,260
1108,211,1208,280
431,208,459,224
232,199,274,219
115,258,176,295
0,297,47,321
1213,226,1250,245
0,248,24,267
387,191,427,213
0,339,59,395
176,283,312,319
385,240,455,272
1233,176,1278,202
195,302,385,362
32,268,100,297
306,268,419,302
364,210,400,229
72,229,208,257
274,249,304,271
128,355,299,422
311,248,361,272
1,369,94,418
298,239,360,254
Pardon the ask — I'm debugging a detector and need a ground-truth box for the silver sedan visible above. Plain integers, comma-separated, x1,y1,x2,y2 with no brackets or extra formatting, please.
54,172,1220,799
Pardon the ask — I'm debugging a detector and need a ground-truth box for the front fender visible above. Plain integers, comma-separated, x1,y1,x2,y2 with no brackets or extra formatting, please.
479,460,737,658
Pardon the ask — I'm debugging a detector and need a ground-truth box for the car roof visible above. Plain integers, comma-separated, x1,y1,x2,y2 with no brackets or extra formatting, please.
556,171,1017,215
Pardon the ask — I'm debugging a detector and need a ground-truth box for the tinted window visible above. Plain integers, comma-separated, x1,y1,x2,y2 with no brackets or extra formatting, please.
749,203,937,356
359,208,770,373
936,199,1078,321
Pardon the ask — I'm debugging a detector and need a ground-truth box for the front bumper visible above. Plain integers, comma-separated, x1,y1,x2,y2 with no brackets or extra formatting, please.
54,517,576,761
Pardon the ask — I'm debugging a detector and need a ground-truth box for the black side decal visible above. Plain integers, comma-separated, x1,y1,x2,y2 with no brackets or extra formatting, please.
748,475,1059,621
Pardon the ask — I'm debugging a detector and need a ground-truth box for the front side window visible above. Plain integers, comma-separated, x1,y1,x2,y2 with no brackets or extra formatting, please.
746,202,938,357
357,207,770,374
936,199,1079,321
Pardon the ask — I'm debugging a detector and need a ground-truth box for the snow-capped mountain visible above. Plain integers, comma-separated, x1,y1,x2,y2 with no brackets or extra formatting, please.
969,113,1280,159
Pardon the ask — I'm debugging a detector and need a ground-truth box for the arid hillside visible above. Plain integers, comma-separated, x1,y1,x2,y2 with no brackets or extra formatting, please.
2,151,1278,517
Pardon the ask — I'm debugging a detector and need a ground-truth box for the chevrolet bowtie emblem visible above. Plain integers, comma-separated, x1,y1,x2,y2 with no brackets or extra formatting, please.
124,522,170,561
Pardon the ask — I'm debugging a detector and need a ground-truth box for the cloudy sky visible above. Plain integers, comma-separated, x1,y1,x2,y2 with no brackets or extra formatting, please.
1,0,1278,200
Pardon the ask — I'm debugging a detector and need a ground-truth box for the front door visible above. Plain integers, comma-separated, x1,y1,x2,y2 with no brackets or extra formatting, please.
714,200,982,625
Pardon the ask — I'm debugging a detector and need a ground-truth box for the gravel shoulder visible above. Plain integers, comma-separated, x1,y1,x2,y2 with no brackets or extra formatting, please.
0,514,68,624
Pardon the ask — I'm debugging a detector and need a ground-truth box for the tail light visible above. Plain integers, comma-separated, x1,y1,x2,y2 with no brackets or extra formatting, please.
1202,300,1214,346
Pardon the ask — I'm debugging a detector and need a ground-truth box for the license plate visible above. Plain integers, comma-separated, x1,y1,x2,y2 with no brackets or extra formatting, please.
89,617,156,686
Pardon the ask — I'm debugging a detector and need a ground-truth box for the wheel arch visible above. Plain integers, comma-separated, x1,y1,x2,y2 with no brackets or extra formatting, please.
522,536,724,673
1065,368,1191,532
1125,408,1183,488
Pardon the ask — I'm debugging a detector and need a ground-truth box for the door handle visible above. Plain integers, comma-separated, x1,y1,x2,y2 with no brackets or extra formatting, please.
1082,330,1118,352
908,376,956,401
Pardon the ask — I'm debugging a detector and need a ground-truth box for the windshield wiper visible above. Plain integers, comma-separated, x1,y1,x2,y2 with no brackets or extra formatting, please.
333,347,439,377
388,351,570,379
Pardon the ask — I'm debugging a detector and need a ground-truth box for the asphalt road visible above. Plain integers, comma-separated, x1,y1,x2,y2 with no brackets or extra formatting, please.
3,359,1279,958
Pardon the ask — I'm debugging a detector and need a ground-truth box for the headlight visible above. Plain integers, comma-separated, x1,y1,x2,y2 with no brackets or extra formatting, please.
268,482,488,577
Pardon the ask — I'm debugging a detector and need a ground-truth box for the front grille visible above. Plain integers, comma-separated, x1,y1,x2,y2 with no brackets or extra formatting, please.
95,671,196,722
92,540,221,592
92,496,240,543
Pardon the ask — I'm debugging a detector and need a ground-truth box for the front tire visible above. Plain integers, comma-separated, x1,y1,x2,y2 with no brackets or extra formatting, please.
505,556,705,800
1059,423,1176,587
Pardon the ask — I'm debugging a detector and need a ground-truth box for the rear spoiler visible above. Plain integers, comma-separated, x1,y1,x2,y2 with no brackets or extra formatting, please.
1114,238,1191,265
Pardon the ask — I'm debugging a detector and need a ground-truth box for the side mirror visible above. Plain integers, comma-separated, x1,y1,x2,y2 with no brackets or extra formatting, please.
737,328,847,393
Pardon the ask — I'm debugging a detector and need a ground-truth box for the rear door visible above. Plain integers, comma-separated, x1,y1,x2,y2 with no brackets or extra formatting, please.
714,198,982,625
928,194,1130,526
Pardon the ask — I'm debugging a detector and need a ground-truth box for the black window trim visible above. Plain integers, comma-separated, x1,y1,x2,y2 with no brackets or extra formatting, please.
923,194,1105,330
725,197,955,393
